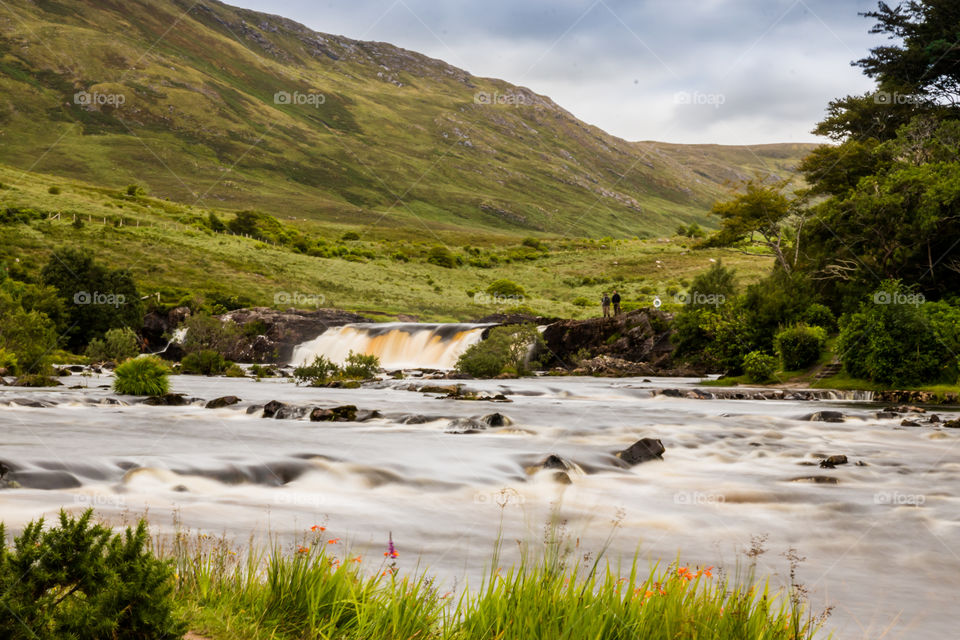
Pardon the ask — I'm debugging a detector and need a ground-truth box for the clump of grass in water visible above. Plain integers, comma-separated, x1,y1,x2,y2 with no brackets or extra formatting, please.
166,519,828,640
113,355,170,395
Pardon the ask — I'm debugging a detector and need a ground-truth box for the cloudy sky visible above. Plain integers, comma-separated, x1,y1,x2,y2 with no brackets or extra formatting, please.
232,0,887,144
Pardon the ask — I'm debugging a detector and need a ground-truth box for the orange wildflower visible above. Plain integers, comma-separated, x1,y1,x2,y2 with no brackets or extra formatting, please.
311,525,325,532
327,538,341,544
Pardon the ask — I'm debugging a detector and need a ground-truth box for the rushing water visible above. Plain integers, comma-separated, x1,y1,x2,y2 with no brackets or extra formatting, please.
290,323,492,369
1,373,958,638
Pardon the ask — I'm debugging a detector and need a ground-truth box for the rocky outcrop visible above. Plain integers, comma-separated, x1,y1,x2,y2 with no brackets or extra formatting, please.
218,307,371,363
309,405,358,422
615,438,665,465
540,309,677,372
205,395,241,409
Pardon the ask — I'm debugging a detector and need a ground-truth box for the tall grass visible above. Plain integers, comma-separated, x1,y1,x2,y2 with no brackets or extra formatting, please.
167,525,827,640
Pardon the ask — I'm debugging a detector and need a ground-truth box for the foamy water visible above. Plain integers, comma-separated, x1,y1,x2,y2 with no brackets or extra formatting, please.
1,374,958,638
290,323,493,369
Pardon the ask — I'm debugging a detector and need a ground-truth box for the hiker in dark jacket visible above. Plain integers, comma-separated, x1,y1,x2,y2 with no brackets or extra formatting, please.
601,293,611,318
611,291,621,315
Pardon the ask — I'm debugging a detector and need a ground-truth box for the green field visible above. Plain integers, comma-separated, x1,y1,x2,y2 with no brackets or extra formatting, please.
1,164,772,321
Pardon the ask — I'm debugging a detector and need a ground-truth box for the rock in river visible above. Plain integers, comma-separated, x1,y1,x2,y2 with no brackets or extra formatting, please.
206,395,241,409
615,438,665,465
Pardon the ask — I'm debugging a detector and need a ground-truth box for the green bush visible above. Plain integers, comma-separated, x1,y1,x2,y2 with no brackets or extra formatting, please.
125,183,146,196
181,312,240,355
293,355,339,386
341,231,360,241
0,347,17,373
456,324,545,378
774,324,827,370
342,351,380,379
113,356,170,396
0,510,185,640
224,363,246,377
486,279,526,298
803,303,837,332
572,296,592,307
836,281,959,386
85,327,140,362
743,351,778,383
181,350,229,376
426,245,457,268
47,185,61,195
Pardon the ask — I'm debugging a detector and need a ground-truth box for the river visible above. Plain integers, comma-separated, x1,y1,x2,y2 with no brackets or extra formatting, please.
1,373,957,638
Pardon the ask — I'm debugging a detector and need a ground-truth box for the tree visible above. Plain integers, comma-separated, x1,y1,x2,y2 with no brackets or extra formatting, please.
856,0,960,108
41,248,143,351
707,180,805,273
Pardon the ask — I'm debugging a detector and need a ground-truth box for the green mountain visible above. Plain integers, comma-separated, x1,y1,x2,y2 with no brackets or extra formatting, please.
0,0,814,237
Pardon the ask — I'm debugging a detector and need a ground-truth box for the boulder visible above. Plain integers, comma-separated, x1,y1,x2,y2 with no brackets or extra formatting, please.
899,419,922,427
444,418,488,434
875,411,899,419
480,412,513,427
205,395,241,409
143,393,189,406
399,414,433,424
803,411,845,423
262,400,288,418
309,405,358,422
356,409,382,422
615,438,665,465
943,419,960,429
819,454,848,468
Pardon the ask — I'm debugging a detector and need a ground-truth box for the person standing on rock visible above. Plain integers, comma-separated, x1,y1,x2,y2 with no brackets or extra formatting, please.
601,292,611,318
612,290,621,315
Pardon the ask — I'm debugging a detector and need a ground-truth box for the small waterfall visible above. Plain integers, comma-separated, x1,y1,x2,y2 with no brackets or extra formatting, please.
149,327,187,356
290,323,495,369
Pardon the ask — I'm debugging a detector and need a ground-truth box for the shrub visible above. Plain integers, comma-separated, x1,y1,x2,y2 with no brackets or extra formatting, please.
486,279,526,298
181,350,228,375
743,351,777,383
0,510,185,640
774,324,827,370
836,281,959,386
85,327,139,362
181,312,240,355
293,355,339,386
113,356,170,396
803,303,837,332
0,347,17,374
47,185,61,194
341,231,360,241
426,245,457,268
126,183,146,197
224,363,246,377
572,296,592,307
521,237,547,251
342,351,380,379
456,324,545,378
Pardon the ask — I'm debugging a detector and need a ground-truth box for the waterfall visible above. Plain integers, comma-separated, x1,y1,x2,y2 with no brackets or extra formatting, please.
289,323,494,369
149,327,187,356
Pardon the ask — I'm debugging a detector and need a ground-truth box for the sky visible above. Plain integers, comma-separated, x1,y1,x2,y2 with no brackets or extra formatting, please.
230,0,888,145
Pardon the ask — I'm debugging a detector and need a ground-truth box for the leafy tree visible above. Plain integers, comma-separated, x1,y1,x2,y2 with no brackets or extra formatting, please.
743,351,778,383
0,289,57,374
180,349,229,375
856,0,960,108
41,248,143,351
707,180,804,273
180,312,240,356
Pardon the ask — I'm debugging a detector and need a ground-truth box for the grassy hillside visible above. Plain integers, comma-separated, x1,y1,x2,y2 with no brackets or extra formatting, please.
0,164,771,321
0,0,813,238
